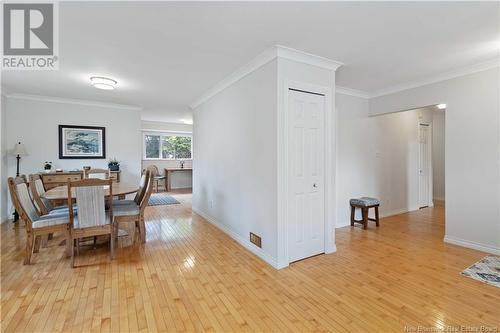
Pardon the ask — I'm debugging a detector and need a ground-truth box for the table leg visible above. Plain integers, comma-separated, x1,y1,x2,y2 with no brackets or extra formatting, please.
166,171,171,192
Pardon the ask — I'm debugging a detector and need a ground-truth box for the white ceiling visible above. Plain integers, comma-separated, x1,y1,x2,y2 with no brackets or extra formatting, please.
2,2,499,123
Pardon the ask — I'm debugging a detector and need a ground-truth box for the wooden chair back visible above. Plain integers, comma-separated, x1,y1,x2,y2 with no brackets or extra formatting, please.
146,165,158,177
67,178,113,229
8,176,38,231
84,168,111,180
133,169,150,204
29,174,51,215
139,170,154,214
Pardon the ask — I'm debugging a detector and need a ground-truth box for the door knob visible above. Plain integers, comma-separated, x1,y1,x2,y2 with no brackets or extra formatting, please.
313,183,318,188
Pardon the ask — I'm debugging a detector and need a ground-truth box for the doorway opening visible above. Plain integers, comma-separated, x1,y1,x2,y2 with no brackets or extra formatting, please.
417,104,446,209
369,104,445,216
418,123,432,208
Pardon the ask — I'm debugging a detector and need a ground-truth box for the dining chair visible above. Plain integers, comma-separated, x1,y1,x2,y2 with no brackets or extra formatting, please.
147,165,165,192
112,169,153,244
67,178,114,267
29,173,76,216
84,168,111,180
8,176,71,265
114,169,150,206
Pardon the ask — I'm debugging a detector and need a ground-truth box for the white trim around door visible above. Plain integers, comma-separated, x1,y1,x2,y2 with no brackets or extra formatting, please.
418,122,434,209
277,80,336,269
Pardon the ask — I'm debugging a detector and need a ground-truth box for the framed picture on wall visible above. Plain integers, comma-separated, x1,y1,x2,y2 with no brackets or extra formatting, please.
59,125,106,159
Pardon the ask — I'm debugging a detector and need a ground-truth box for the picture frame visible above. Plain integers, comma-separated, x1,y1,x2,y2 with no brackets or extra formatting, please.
59,125,106,159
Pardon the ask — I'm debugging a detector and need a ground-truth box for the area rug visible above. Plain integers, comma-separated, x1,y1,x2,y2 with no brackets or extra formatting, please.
461,255,500,288
148,193,180,206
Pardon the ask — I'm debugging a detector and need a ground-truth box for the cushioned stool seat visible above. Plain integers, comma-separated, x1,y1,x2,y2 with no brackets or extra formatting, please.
349,197,380,207
350,197,380,229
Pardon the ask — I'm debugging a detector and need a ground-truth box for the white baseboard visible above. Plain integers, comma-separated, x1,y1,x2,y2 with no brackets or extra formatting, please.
380,208,410,218
192,207,278,269
444,235,500,255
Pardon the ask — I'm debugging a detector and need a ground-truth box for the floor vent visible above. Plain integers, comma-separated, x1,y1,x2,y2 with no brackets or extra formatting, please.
250,232,262,248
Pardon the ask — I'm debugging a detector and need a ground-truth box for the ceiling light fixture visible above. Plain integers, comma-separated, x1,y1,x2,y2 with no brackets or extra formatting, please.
90,76,117,90
437,104,446,110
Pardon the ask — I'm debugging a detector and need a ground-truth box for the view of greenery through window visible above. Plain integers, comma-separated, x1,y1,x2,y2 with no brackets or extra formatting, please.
145,134,192,159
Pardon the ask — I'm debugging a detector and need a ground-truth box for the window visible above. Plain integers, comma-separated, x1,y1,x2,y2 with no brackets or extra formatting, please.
143,133,192,159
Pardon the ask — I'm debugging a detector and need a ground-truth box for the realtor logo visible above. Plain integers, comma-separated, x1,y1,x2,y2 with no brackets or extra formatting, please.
2,2,59,70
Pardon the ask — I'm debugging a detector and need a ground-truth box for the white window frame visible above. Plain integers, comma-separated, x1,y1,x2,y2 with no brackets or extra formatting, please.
142,131,193,161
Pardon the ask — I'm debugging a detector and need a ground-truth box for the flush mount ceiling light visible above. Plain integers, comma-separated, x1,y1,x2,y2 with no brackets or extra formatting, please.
90,76,117,90
437,104,446,109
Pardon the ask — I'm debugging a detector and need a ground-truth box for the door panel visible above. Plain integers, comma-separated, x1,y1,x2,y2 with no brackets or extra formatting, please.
288,89,325,263
419,125,430,208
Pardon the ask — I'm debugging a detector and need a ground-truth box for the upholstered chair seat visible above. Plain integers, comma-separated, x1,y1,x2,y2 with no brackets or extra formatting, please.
113,203,140,217
32,214,71,229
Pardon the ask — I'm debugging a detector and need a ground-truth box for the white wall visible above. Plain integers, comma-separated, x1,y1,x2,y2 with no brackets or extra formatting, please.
193,54,339,268
193,59,278,264
370,67,500,254
141,120,193,189
1,94,7,222
336,94,436,227
5,97,142,216
336,93,374,227
432,111,445,201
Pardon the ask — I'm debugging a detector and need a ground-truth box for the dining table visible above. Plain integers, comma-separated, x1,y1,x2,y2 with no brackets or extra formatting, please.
42,182,139,241
42,182,138,200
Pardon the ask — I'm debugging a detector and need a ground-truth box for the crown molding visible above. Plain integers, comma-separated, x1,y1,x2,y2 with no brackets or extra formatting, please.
190,45,343,109
4,92,143,111
336,86,370,99
275,45,343,71
369,57,500,98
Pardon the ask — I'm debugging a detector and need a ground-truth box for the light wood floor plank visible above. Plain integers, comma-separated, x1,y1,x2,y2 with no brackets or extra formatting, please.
2,190,499,332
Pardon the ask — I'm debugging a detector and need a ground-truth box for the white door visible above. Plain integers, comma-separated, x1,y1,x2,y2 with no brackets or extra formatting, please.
288,88,325,263
419,124,430,208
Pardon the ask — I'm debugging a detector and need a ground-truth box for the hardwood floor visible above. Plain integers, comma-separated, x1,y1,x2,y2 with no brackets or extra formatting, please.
1,193,499,332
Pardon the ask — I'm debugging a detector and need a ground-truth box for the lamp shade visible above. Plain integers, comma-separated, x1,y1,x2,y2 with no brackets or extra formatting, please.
13,142,28,156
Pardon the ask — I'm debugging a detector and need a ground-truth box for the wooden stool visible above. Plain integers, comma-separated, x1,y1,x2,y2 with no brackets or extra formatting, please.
350,197,380,229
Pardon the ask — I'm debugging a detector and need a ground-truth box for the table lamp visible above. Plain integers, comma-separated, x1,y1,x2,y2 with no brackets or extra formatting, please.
12,142,28,223
13,142,28,177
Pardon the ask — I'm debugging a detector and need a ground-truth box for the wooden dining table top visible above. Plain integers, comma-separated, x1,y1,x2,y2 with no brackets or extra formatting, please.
42,182,138,200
